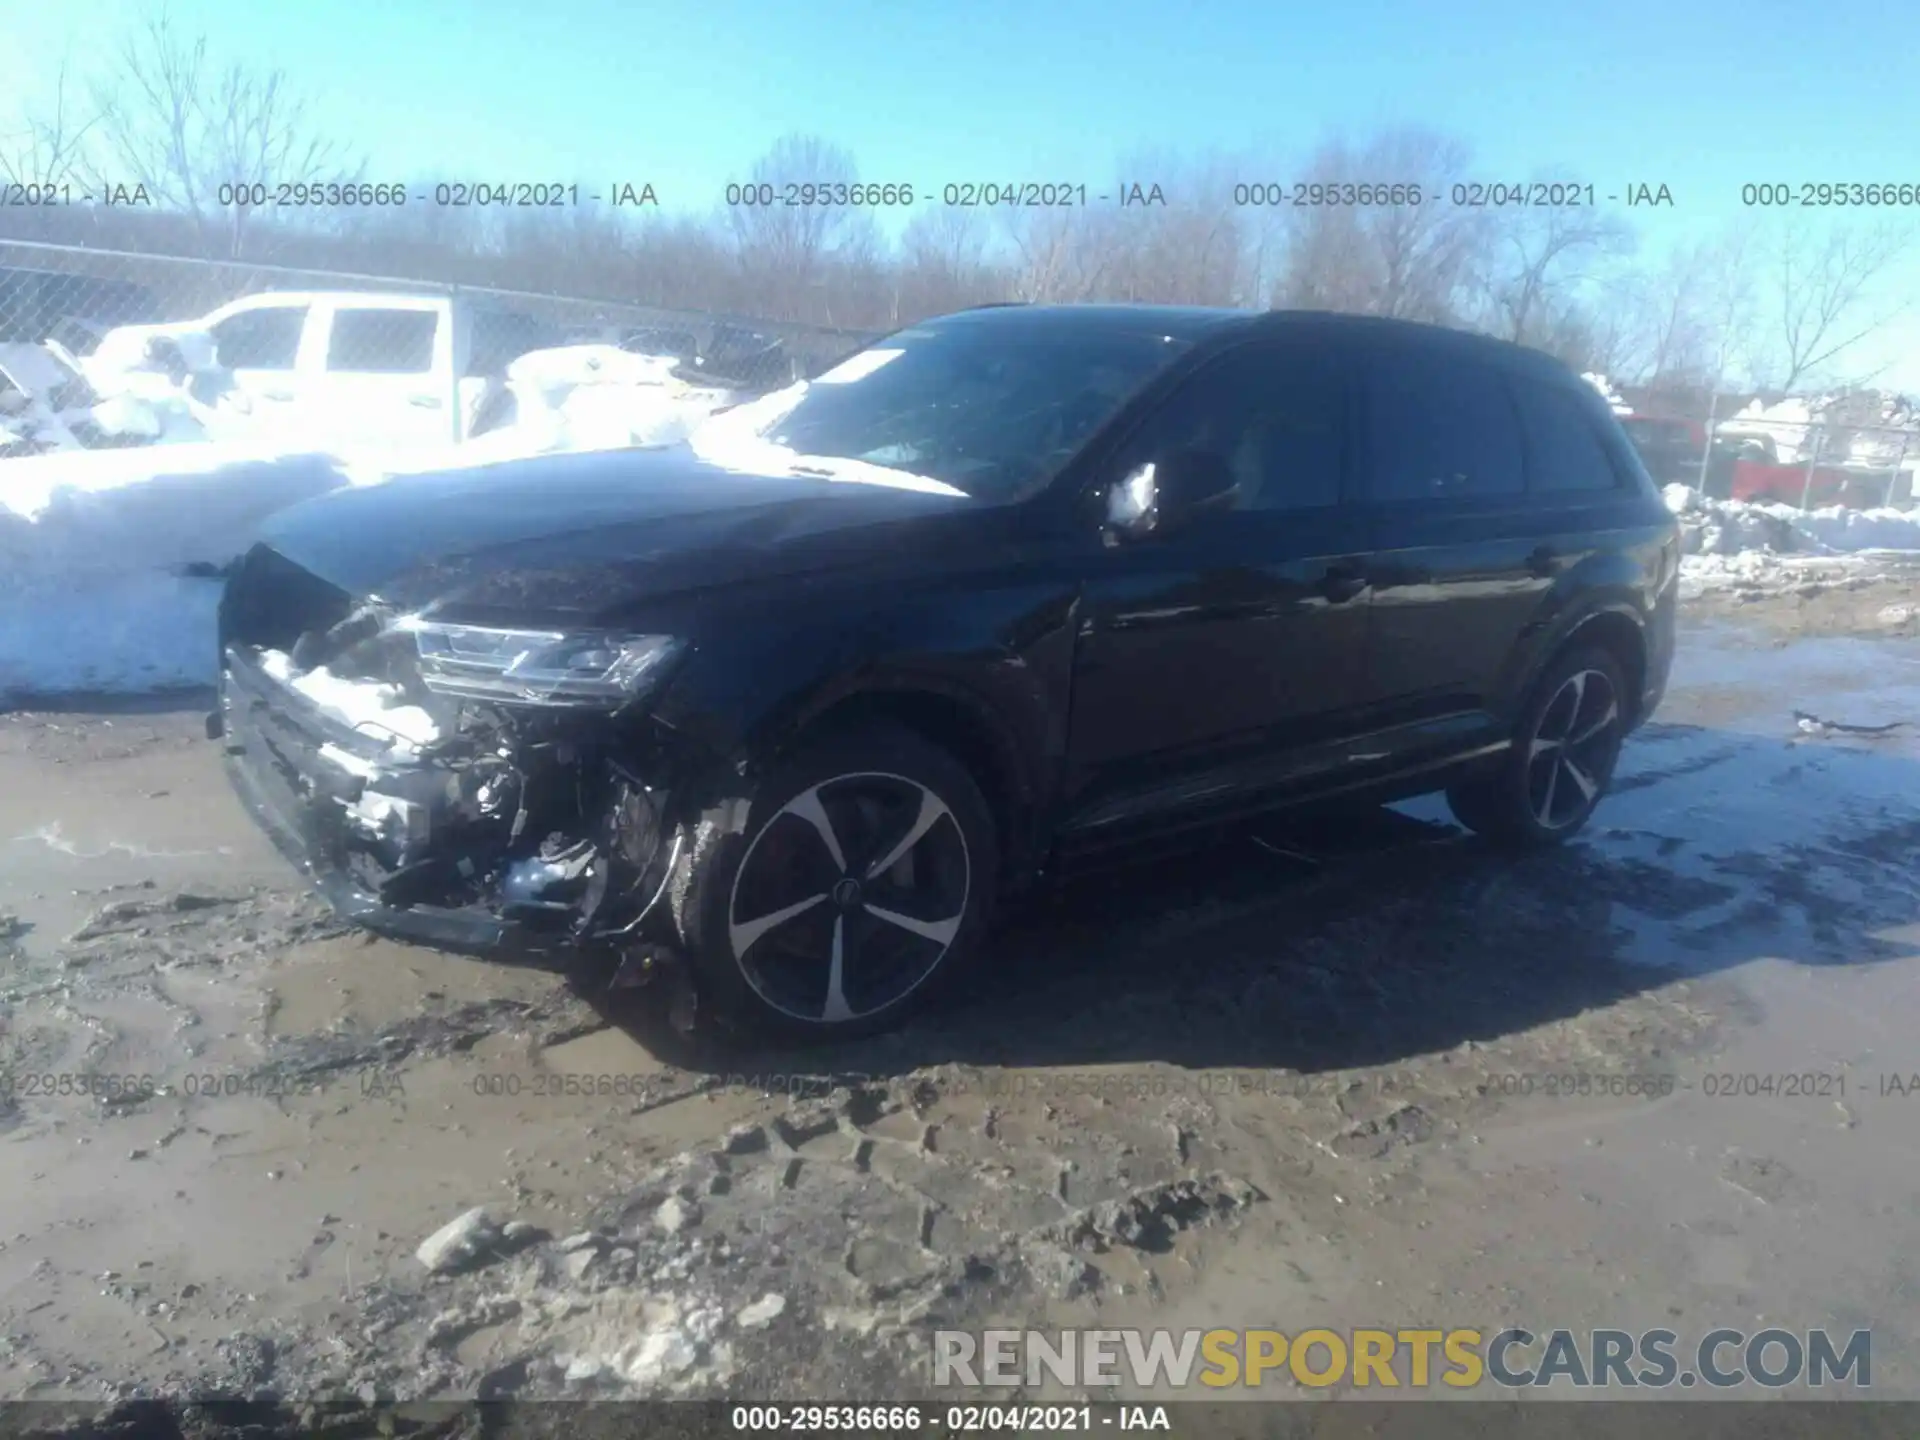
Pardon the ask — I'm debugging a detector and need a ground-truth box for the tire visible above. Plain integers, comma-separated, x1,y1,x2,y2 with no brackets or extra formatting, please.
673,722,998,1041
1447,645,1629,847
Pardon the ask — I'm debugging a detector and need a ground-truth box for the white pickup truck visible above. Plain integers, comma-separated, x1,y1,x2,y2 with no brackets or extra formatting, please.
74,290,566,450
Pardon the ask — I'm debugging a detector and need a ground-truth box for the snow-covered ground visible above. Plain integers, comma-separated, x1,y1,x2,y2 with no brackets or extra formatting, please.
1664,483,1920,597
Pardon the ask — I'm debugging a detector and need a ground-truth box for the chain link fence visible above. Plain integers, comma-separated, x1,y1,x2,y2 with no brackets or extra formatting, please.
1614,405,1916,511
1,237,883,457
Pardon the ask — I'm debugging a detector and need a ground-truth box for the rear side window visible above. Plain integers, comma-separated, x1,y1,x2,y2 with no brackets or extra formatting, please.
1362,350,1524,501
327,308,437,374
210,306,307,370
1515,377,1624,493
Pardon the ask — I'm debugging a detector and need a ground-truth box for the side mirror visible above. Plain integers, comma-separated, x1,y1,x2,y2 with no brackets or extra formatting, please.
1104,449,1237,540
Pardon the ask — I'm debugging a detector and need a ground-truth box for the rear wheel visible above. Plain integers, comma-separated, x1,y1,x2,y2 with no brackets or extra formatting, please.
676,724,997,1040
1447,646,1628,846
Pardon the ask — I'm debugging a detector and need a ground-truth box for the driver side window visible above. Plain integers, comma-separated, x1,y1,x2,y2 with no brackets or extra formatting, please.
1116,342,1349,512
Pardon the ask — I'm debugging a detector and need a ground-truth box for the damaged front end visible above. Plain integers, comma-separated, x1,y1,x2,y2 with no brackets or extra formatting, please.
214,543,695,956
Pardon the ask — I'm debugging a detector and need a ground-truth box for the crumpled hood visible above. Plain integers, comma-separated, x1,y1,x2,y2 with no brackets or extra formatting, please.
257,444,975,621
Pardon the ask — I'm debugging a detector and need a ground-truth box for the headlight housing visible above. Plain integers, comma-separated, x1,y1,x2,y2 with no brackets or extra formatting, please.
398,620,681,707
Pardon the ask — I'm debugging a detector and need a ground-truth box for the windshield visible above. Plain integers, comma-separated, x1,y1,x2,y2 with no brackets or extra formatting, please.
698,323,1192,500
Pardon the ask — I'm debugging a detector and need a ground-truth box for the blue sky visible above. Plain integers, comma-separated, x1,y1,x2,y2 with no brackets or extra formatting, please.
4,0,1918,388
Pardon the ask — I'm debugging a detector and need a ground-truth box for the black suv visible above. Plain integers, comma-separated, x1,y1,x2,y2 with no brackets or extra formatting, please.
215,305,1679,1037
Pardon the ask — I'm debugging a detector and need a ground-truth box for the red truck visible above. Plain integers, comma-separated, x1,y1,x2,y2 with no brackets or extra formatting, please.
1727,459,1905,508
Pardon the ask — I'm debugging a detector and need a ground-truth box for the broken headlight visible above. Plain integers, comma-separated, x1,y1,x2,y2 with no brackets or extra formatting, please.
398,620,681,708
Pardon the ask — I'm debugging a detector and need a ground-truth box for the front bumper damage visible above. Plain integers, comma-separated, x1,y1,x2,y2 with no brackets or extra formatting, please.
216,579,693,958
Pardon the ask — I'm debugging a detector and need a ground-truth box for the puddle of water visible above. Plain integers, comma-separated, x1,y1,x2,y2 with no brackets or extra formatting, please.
1668,625,1920,753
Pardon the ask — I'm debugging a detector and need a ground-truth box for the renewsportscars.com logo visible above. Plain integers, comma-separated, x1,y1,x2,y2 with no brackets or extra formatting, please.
932,1327,1872,1390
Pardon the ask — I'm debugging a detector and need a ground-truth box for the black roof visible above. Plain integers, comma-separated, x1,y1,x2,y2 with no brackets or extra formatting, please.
926,302,1573,379
919,303,1258,344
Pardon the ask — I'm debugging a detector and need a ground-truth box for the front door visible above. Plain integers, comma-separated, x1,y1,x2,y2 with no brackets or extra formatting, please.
1058,338,1373,846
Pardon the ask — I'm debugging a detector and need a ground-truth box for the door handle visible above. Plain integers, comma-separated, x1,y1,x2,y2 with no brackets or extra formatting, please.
1527,545,1558,577
261,389,293,402
410,395,443,408
1319,564,1369,604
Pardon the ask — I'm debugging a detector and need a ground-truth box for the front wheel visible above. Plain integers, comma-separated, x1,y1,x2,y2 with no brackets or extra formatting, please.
1447,646,1628,846
674,723,998,1041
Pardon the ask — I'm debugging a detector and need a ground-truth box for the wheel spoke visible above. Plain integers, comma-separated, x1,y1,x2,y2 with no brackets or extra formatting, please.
1559,670,1588,729
786,786,848,871
1528,735,1563,761
865,787,951,880
729,891,828,955
864,902,961,947
1537,755,1560,823
1561,756,1598,803
821,915,853,1023
1569,697,1618,747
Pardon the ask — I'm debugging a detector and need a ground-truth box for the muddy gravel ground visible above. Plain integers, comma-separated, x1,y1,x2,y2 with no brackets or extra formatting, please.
3,588,1920,1417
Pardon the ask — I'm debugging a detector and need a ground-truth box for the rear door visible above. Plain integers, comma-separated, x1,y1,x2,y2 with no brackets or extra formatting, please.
309,300,455,450
1059,336,1374,843
1355,343,1549,754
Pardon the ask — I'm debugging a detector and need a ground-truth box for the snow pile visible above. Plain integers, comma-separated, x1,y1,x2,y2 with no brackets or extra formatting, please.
1663,483,1920,557
56,326,242,446
2,338,212,455
349,346,740,484
1663,482,1920,596
1582,373,1631,414
0,443,352,698
1717,395,1817,461
259,648,441,757
1714,392,1918,468
1663,483,1804,557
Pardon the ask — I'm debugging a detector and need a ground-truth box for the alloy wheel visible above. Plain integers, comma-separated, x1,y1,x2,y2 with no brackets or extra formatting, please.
1524,668,1621,831
727,771,972,1024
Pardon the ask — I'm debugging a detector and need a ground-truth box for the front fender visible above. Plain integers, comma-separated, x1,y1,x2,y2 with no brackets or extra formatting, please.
648,581,1080,864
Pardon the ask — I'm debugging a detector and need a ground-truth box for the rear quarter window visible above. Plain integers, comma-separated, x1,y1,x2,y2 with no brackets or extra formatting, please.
1514,375,1625,493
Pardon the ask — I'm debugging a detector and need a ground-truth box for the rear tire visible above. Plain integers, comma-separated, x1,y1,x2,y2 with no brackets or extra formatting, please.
674,723,998,1042
1447,646,1628,847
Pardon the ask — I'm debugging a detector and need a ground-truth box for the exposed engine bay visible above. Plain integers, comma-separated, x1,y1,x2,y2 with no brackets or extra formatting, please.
217,572,688,953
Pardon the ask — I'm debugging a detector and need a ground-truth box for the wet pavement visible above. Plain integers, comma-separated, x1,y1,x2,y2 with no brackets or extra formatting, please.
1,585,1918,1402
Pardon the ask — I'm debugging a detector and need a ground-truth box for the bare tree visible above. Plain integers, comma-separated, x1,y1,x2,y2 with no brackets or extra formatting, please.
1,58,100,189
1472,182,1633,349
1098,154,1249,306
1267,128,1490,323
1003,204,1112,303
1607,224,1759,397
0,57,108,242
88,6,363,259
727,134,873,321
894,206,1005,320
1757,217,1914,391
